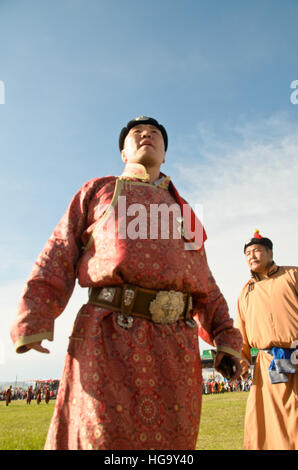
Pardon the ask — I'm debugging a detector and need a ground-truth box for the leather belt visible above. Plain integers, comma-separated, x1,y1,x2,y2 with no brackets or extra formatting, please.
88,284,195,328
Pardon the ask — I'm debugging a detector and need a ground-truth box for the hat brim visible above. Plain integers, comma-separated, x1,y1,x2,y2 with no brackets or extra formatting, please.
244,237,273,253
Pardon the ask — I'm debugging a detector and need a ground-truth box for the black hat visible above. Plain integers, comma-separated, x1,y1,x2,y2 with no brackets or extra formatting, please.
244,230,273,253
119,116,168,151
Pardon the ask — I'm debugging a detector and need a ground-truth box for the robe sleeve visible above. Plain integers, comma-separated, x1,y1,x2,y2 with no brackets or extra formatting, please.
193,248,242,358
10,178,103,353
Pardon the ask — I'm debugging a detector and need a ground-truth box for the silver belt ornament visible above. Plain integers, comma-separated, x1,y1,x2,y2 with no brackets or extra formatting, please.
96,286,195,329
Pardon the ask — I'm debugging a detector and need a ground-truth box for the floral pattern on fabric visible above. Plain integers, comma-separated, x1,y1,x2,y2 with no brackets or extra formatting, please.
11,173,242,449
45,306,202,450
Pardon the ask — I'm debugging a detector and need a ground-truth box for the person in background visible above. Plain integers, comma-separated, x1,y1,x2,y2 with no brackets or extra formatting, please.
5,385,12,406
36,386,42,405
45,386,51,404
26,386,33,405
236,230,298,450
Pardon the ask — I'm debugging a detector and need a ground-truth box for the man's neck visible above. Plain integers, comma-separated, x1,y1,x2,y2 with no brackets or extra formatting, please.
255,271,268,280
121,162,161,183
147,167,162,184
251,261,277,280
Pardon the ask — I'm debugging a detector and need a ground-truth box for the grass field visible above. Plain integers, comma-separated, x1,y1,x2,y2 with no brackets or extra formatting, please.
197,392,247,450
0,392,248,450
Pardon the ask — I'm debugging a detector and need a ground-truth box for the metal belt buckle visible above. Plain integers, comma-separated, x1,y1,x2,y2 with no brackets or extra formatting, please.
149,290,185,324
117,314,134,329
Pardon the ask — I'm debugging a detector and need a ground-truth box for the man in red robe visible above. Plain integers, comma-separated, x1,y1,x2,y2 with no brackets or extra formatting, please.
45,386,50,404
26,386,32,405
5,386,12,406
36,386,42,405
11,116,242,450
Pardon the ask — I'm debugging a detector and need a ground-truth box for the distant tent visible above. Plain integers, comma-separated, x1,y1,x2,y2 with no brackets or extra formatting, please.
250,348,258,365
201,349,216,360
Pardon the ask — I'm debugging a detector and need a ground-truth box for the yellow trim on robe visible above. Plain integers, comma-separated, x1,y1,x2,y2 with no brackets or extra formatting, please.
83,177,124,252
15,331,53,354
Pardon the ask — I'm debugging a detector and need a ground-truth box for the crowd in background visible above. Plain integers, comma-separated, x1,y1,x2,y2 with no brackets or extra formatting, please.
1,377,253,402
202,377,252,394
0,381,59,404
0,387,28,401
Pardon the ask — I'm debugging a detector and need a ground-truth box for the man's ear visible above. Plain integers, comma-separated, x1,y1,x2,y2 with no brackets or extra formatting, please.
121,149,127,163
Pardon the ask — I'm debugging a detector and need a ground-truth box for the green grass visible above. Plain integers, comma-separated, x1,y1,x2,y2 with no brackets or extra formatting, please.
0,392,248,450
0,400,56,450
196,392,247,450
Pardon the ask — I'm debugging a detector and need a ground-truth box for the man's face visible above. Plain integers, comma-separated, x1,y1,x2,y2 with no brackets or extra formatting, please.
245,244,273,274
121,124,166,168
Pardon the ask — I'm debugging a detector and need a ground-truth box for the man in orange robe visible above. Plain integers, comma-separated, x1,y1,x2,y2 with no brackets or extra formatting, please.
236,231,298,450
10,116,242,450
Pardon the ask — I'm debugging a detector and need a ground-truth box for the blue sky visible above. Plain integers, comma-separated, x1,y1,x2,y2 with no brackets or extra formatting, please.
1,0,298,382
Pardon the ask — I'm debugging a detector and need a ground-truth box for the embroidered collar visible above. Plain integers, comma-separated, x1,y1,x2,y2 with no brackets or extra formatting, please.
120,163,171,189
250,262,279,282
153,174,171,190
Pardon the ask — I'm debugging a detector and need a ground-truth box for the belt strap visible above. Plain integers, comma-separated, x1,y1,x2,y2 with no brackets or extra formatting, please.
88,284,193,323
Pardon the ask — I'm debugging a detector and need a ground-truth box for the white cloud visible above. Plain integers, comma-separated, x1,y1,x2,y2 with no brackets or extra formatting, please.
173,113,298,351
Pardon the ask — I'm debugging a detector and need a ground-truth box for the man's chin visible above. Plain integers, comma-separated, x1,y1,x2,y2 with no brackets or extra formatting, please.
250,265,262,274
251,266,267,276
133,153,158,167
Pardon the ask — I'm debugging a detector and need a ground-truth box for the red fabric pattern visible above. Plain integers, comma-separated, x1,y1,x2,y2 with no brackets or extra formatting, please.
45,306,202,450
11,176,242,449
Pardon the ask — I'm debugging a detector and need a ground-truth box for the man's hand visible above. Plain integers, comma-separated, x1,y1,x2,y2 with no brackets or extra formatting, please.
25,342,50,354
214,351,242,381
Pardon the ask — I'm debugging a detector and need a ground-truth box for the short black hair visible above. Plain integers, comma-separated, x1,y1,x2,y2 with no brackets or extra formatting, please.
244,237,273,253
